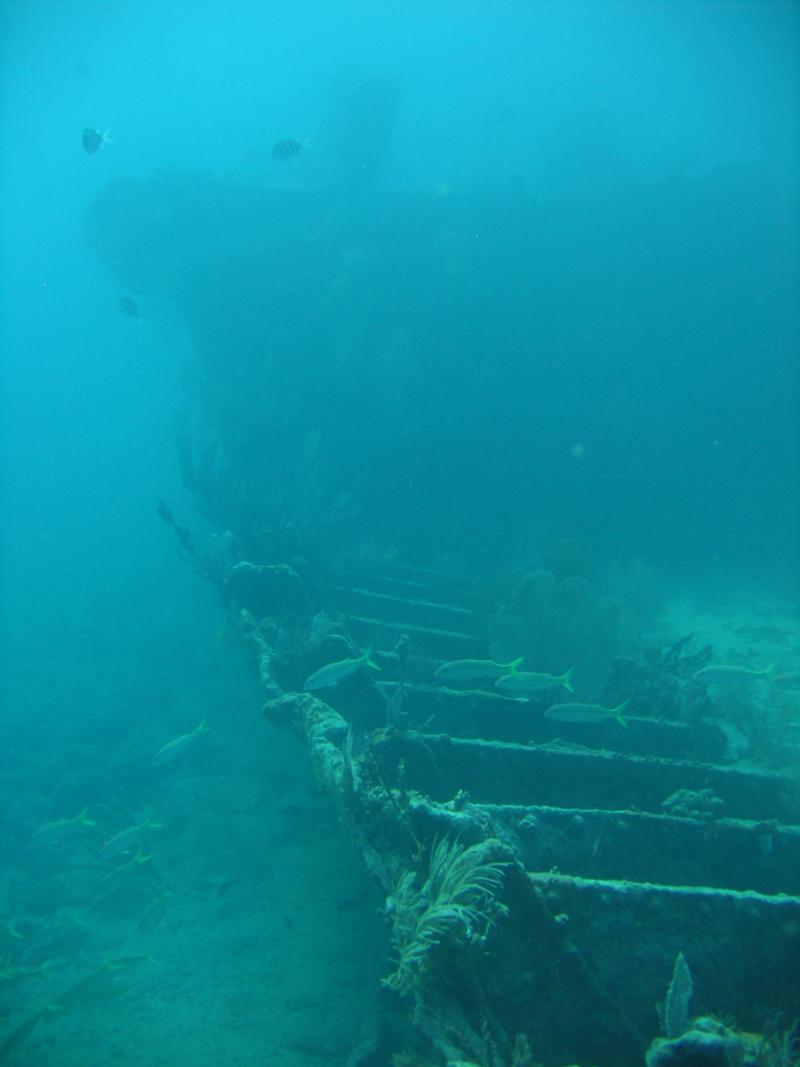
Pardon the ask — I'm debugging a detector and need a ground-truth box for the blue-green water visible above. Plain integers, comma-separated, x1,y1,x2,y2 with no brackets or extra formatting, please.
1,3,798,1065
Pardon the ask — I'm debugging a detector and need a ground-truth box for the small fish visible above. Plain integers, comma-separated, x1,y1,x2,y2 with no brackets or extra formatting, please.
82,127,112,154
544,699,629,727
495,666,574,695
435,656,524,682
117,295,139,318
5,920,24,941
156,500,175,525
104,951,159,972
272,137,308,161
92,851,153,900
101,817,162,861
217,873,241,899
0,957,53,983
693,664,777,686
303,648,380,691
152,720,209,766
138,888,173,933
30,807,96,847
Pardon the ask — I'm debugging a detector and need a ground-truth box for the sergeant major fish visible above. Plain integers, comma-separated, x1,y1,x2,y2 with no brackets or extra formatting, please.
82,128,112,154
272,137,309,161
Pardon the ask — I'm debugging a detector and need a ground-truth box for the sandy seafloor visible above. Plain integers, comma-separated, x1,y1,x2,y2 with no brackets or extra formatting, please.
0,577,797,1066
0,579,387,1067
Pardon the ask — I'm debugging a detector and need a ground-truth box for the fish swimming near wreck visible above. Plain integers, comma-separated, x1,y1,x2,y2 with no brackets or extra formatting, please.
544,699,629,727
495,666,574,695
91,850,154,901
435,657,524,682
152,720,209,767
272,137,308,161
82,127,112,154
101,817,162,861
30,807,97,848
693,663,778,686
303,648,380,691
117,295,139,318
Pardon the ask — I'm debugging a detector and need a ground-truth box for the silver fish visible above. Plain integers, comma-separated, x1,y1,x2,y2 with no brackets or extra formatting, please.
303,648,380,691
693,664,777,686
152,720,208,767
435,656,523,682
495,666,574,695
101,817,162,861
544,699,629,727
30,808,96,848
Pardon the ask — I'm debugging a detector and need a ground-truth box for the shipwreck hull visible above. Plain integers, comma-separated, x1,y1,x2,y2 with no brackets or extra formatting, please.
258,565,800,1067
83,164,796,570
83,167,800,1063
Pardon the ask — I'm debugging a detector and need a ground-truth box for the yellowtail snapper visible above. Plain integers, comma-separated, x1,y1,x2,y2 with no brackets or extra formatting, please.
0,957,54,984
693,663,778,686
30,807,97,848
545,699,629,727
495,666,574,695
92,850,153,901
303,647,380,691
101,817,162,861
138,887,173,933
152,719,209,766
435,656,524,682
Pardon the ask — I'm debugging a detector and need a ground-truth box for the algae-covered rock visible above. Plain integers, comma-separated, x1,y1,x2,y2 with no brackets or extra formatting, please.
646,1016,752,1067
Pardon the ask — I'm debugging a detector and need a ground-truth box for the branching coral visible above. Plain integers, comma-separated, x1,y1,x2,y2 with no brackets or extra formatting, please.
383,838,507,996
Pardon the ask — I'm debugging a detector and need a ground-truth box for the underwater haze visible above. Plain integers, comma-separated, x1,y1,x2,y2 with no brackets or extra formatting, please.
1,2,799,1066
